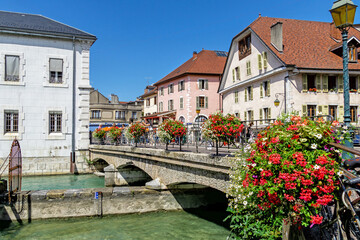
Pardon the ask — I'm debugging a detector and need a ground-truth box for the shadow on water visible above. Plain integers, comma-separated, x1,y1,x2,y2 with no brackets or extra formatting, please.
169,185,230,230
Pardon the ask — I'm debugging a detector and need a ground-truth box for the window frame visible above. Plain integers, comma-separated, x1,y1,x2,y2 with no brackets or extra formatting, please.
5,55,20,82
238,35,251,60
49,111,62,134
4,110,19,133
49,58,64,84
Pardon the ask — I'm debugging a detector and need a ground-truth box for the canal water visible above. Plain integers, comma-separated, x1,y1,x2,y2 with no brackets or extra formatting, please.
0,210,230,239
21,174,105,191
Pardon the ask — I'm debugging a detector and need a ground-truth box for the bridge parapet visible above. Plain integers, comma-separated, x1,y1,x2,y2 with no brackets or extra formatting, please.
89,145,236,192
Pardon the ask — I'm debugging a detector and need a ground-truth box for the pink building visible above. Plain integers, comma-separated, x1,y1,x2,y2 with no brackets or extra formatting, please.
151,50,227,124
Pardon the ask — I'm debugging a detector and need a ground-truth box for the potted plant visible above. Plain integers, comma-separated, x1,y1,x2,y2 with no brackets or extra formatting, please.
107,126,123,145
125,123,146,147
92,127,106,144
158,119,187,150
226,113,349,239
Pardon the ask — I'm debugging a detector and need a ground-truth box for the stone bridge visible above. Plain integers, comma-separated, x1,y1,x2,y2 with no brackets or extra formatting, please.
89,145,234,192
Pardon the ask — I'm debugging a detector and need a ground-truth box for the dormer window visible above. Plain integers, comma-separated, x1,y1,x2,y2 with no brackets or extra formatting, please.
238,35,251,60
349,45,357,62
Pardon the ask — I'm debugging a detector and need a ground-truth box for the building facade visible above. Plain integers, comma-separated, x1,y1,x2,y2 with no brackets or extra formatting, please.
219,17,360,124
151,50,226,125
90,90,143,130
140,85,158,116
0,11,96,175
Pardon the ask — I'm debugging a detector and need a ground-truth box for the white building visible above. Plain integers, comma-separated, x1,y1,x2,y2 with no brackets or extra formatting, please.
219,17,360,124
0,11,96,175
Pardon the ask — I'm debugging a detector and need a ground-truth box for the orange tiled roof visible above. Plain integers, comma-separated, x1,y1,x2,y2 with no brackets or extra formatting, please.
139,88,158,99
247,17,360,70
154,50,227,86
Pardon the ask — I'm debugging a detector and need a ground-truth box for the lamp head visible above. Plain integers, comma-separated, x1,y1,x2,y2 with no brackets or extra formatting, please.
330,0,357,29
274,98,280,107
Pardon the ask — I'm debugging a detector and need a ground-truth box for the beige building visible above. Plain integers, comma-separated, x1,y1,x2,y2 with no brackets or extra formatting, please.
219,16,360,124
89,90,143,130
139,85,158,116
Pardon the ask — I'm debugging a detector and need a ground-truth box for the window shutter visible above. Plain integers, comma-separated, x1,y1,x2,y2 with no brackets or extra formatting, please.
245,89,248,102
197,80,200,89
168,86,170,94
316,75,322,92
258,54,262,70
205,97,208,109
259,109,263,124
323,105,329,116
302,74,308,92
322,75,328,93
338,75,344,93
232,69,235,82
248,61,251,75
260,83,263,98
339,105,344,122
357,76,360,93
302,105,307,116
178,82,181,91
205,80,208,90
268,108,271,119
168,100,170,111
251,110,254,121
196,97,199,109
244,111,247,121
262,52,268,69
318,105,323,115
236,67,240,80
250,86,253,100
267,80,271,97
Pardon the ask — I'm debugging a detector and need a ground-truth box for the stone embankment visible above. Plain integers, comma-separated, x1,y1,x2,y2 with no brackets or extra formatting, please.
0,186,224,221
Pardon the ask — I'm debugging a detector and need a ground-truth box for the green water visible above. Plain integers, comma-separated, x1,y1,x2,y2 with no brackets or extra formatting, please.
21,174,105,191
0,210,230,240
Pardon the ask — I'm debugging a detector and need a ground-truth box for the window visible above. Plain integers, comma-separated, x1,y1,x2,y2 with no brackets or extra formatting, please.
168,100,174,111
154,96,157,105
49,112,62,133
178,80,185,91
131,112,137,119
91,110,101,119
146,99,150,106
5,55,20,81
159,102,163,112
302,74,318,92
262,52,268,69
4,111,18,133
245,86,253,102
349,45,357,62
351,106,357,122
238,35,251,60
168,84,174,94
350,76,357,92
328,76,337,92
235,67,240,80
49,58,63,83
196,96,208,109
235,112,239,118
195,116,207,123
198,79,208,90
246,110,254,121
115,111,125,120
179,116,185,123
160,87,164,96
307,105,316,117
180,97,184,109
234,91,239,103
329,105,337,120
261,81,270,98
246,61,251,76
260,108,271,124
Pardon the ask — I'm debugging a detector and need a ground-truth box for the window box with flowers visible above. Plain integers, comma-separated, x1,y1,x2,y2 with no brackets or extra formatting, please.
226,114,349,239
308,88,317,92
350,89,357,93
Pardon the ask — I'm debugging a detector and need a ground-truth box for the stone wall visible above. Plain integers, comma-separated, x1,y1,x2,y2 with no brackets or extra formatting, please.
0,186,225,221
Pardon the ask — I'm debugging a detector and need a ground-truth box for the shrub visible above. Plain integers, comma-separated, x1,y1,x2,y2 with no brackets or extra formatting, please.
157,119,187,143
125,123,146,142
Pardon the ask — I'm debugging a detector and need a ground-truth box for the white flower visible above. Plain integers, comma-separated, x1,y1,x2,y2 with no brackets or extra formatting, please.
337,170,344,176
314,164,320,170
268,161,272,165
251,163,257,167
259,168,263,171
243,201,248,206
310,143,317,149
343,125,348,130
315,134,322,139
249,191,253,196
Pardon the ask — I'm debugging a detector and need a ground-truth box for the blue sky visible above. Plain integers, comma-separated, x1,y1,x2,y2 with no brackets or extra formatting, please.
3,0,360,101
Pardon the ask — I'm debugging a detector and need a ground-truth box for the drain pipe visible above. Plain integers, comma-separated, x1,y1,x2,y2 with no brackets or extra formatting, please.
71,36,76,173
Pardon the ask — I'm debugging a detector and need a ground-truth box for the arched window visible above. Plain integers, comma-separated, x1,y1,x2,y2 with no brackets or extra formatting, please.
179,116,185,123
195,115,207,123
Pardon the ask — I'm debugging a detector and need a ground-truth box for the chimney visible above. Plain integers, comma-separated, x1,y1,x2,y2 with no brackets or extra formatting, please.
111,94,119,104
330,22,341,41
271,22,283,52
193,51,197,58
